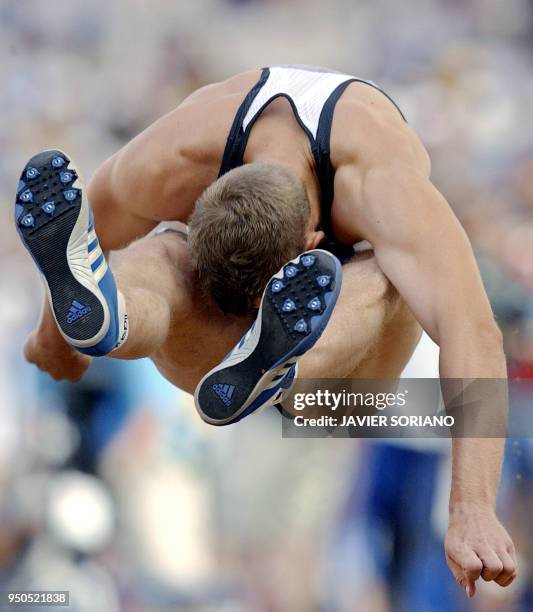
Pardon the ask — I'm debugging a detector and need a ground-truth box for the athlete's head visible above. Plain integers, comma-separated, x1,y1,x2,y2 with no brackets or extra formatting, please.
189,162,322,316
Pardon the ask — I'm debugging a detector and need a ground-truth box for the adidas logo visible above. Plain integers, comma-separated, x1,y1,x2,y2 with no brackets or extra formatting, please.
67,299,92,323
212,383,235,406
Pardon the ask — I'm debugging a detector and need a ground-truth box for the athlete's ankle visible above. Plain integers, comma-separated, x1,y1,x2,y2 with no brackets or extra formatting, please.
76,288,129,357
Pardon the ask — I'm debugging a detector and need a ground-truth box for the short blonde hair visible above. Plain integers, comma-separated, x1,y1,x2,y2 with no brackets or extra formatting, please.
189,162,310,315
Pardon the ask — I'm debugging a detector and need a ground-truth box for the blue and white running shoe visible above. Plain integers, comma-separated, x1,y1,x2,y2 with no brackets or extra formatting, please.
194,249,342,425
15,150,128,356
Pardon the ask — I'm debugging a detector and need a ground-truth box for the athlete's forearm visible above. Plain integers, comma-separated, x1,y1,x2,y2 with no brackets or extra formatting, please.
438,320,506,379
450,438,504,510
440,326,507,510
443,330,516,598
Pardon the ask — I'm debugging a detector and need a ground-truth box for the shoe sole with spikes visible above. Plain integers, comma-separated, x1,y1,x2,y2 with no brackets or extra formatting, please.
194,249,342,425
15,149,122,355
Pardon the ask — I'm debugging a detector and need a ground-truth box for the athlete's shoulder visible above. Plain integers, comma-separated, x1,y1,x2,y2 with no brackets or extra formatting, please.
90,70,264,223
331,84,430,175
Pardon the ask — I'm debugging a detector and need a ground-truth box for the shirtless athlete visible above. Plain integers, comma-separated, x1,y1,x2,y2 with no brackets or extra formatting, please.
16,65,516,597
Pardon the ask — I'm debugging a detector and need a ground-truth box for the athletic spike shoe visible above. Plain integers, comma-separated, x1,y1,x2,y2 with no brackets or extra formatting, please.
194,249,342,425
15,149,128,356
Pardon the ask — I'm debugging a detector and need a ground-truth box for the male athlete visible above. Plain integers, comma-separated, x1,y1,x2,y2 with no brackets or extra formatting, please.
15,66,516,597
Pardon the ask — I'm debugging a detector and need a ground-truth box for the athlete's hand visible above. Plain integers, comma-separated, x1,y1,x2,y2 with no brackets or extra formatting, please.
445,502,517,598
24,300,92,382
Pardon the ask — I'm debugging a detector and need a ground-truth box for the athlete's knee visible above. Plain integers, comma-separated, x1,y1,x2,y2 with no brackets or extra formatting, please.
341,254,398,318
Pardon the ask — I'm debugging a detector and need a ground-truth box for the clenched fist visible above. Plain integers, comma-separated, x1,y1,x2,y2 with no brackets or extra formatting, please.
445,502,517,598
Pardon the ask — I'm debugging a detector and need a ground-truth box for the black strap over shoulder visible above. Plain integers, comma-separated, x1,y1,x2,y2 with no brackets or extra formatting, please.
313,78,406,255
314,79,357,249
218,68,270,177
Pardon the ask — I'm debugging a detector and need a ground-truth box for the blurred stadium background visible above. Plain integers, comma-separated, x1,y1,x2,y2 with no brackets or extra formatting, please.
1,1,532,610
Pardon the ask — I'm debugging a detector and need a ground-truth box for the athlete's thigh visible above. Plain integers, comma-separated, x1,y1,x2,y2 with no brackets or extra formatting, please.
111,228,195,312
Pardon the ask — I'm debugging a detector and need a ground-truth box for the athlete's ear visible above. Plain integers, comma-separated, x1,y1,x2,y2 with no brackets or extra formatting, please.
305,230,325,251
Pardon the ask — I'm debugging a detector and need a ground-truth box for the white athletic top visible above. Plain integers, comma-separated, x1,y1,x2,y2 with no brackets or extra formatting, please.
242,66,364,139
219,65,405,257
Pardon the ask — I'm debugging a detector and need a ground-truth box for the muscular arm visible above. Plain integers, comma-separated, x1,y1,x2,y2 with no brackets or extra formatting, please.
87,101,212,251
87,154,159,252
336,158,504,371
334,126,516,595
86,116,183,252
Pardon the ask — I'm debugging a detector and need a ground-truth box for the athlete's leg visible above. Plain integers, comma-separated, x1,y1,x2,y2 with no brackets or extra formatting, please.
114,247,418,392
113,246,407,385
15,150,197,362
109,231,194,359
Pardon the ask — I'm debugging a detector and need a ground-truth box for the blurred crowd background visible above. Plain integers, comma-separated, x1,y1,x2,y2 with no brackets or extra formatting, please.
1,0,532,611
